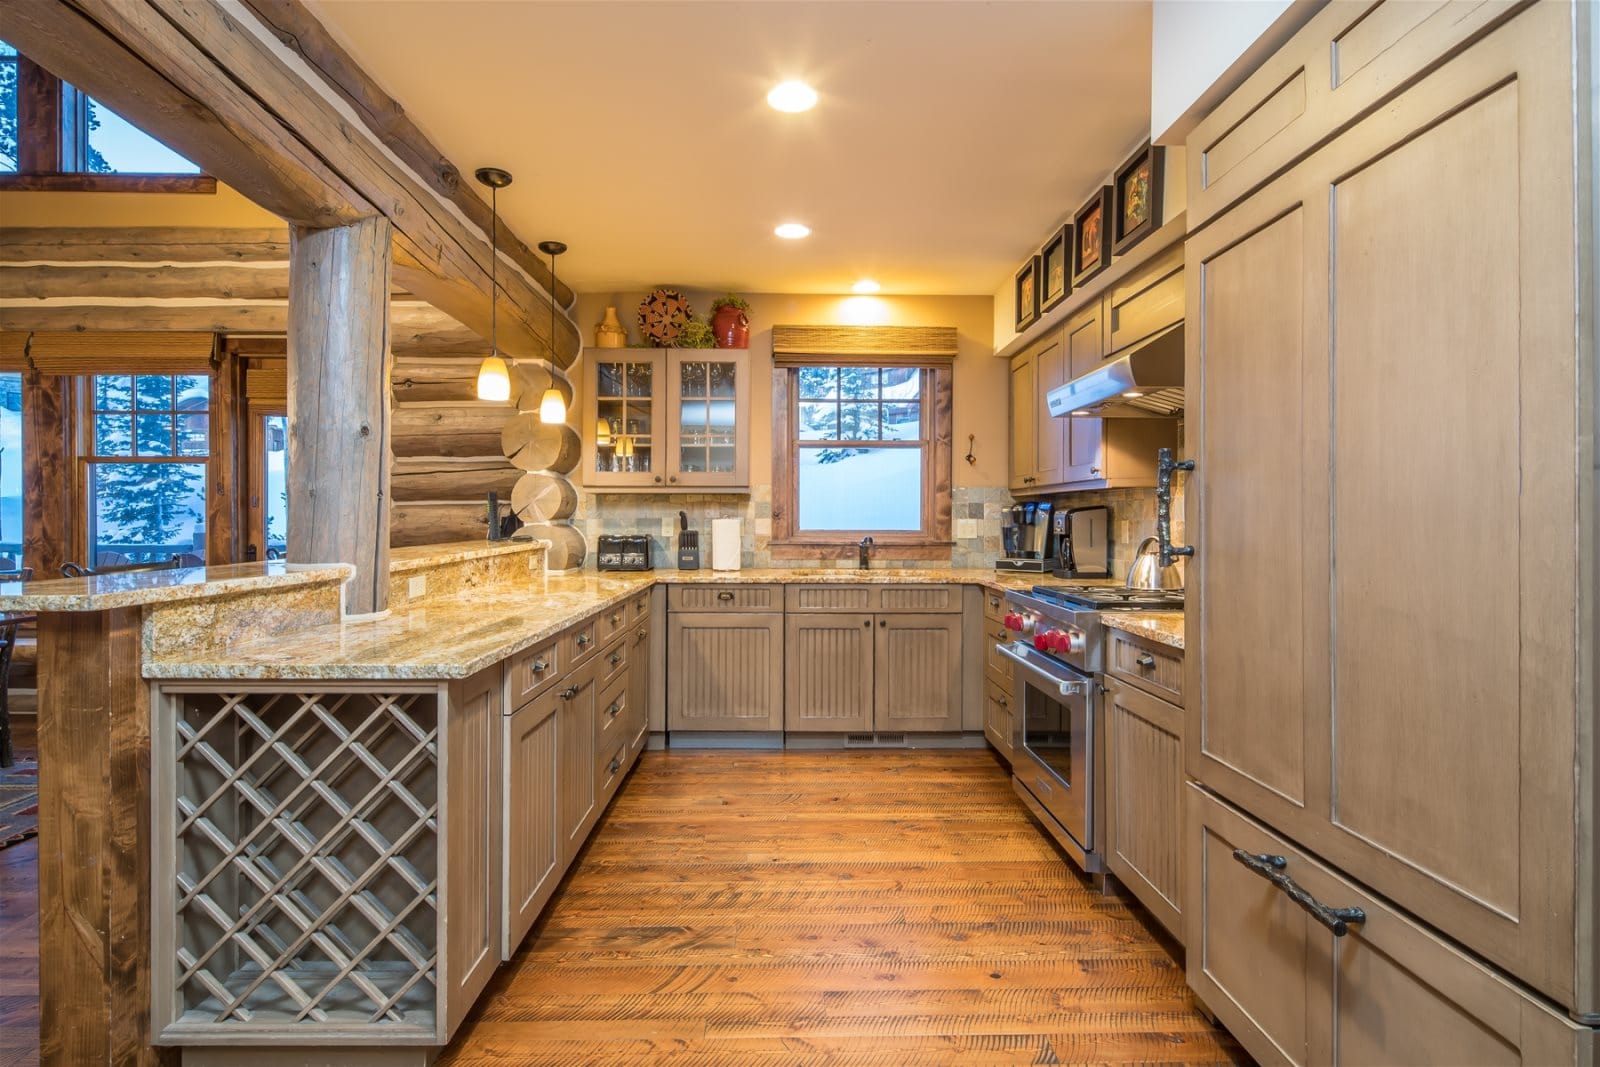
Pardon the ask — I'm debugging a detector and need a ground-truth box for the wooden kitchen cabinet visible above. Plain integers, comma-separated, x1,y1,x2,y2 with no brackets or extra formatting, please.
581,348,751,491
502,684,561,958
666,609,784,731
875,613,963,732
626,614,651,757
443,663,504,1034
1103,674,1183,940
1188,786,1596,1065
556,657,599,862
784,612,875,732
1008,347,1038,491
1185,0,1594,1018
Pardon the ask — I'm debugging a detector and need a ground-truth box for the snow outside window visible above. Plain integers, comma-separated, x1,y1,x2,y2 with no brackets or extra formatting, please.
795,366,925,532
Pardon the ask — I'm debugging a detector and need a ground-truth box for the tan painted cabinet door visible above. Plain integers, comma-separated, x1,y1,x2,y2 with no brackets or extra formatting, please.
502,688,560,959
873,613,962,732
584,349,665,488
1008,352,1036,491
665,351,750,489
1061,302,1106,483
666,612,784,731
444,663,504,1036
1103,677,1183,939
784,613,874,732
1186,1,1586,1011
1031,332,1068,486
557,661,598,864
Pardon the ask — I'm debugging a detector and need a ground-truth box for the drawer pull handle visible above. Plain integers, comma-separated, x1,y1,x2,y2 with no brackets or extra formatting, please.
1136,654,1156,669
610,652,623,666
638,627,649,640
607,702,621,718
989,596,1000,609
611,613,622,625
994,629,1006,640
559,685,579,701
716,591,735,602
1232,850,1367,937
996,696,1008,707
531,658,549,674
609,756,622,773
576,633,591,647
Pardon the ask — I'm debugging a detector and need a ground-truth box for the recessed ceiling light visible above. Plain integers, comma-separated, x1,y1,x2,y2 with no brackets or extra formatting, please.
767,80,818,113
775,222,811,239
852,279,880,294
1071,409,1090,416
1122,390,1145,398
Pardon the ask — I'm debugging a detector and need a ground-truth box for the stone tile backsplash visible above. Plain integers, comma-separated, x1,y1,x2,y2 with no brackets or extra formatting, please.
1043,483,1187,581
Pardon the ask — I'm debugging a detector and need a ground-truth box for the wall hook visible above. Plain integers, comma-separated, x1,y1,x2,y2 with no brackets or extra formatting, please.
964,434,977,466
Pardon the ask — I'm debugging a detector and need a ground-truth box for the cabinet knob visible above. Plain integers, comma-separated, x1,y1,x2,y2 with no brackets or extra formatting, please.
531,658,548,673
863,620,872,628
610,652,623,666
879,619,888,628
607,702,621,718
1136,654,1156,669
559,685,579,700
638,627,649,640
669,475,678,484
611,613,622,625
997,695,1008,708
654,475,663,484
994,629,1006,640
1091,467,1101,476
989,597,1000,609
609,757,622,773
716,591,734,602
577,633,591,647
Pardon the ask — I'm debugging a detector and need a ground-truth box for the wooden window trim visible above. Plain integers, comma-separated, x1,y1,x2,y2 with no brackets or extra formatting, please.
771,363,953,558
0,53,215,193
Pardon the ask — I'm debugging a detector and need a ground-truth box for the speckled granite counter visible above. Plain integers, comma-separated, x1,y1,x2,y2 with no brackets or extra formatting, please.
1102,611,1185,650
0,560,352,612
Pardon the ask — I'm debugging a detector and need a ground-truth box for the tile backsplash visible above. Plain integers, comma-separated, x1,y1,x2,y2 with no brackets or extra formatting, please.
1044,483,1187,581
575,485,1013,570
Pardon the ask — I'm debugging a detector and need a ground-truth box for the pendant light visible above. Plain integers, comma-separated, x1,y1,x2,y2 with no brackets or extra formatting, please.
473,167,513,402
537,239,568,423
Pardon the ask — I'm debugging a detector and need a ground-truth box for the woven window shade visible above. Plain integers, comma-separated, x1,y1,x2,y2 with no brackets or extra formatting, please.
18,331,217,375
243,357,287,404
771,324,958,367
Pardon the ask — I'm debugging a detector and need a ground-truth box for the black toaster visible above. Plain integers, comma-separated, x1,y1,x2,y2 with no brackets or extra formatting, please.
595,535,653,571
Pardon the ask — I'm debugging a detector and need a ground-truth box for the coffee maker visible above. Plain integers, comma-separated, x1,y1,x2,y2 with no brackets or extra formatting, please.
995,501,1054,572
1051,504,1112,578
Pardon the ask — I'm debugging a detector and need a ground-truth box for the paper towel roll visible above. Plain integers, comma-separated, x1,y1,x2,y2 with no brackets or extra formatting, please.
711,518,742,571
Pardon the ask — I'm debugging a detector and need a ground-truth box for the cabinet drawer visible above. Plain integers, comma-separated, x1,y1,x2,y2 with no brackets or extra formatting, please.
1106,629,1183,706
597,633,629,690
984,623,1015,696
632,592,651,620
594,674,628,774
597,600,632,641
877,584,959,613
1106,245,1183,355
565,616,599,667
982,588,1008,625
596,736,629,806
1186,0,1518,229
786,584,874,613
668,583,781,612
508,636,562,710
1188,786,1596,1066
984,681,1013,761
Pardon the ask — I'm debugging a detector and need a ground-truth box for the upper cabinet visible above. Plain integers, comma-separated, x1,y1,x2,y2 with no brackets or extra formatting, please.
1009,245,1182,495
582,348,751,492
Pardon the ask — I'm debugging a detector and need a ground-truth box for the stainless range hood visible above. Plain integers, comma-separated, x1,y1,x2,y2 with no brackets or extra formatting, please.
1046,321,1184,417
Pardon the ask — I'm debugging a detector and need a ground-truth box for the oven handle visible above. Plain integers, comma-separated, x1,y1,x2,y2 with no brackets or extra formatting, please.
995,642,1092,698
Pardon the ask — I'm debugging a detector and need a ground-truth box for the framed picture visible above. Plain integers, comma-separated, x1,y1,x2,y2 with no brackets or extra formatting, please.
1015,255,1041,332
1112,142,1165,255
1071,186,1113,288
1039,224,1071,313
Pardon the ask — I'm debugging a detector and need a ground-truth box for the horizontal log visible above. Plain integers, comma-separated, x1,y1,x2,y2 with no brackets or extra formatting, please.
513,362,573,414
0,262,411,300
390,457,521,502
391,501,487,547
392,358,481,403
502,413,582,474
0,298,466,336
391,402,514,458
0,226,289,263
524,522,586,571
511,472,578,523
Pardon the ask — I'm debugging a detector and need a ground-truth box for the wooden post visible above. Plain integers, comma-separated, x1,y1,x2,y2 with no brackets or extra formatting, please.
287,216,393,614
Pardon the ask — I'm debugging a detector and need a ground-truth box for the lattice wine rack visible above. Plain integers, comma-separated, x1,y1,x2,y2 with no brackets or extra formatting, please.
152,685,445,1043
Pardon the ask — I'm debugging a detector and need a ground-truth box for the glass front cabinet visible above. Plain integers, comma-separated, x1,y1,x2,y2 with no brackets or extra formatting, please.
582,348,750,491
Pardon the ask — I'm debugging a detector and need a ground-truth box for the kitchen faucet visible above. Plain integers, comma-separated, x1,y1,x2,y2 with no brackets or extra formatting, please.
858,535,873,570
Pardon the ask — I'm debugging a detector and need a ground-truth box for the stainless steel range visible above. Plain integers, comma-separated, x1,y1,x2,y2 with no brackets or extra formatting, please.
999,583,1184,873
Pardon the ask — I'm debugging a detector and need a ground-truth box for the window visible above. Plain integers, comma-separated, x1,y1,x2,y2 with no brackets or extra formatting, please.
0,38,212,191
0,372,22,566
84,374,209,565
773,360,953,558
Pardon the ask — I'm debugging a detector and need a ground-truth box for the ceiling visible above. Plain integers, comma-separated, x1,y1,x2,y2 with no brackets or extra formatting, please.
305,1,1154,297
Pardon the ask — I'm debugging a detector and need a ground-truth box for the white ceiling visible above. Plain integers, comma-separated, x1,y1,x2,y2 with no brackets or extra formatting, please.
305,0,1154,297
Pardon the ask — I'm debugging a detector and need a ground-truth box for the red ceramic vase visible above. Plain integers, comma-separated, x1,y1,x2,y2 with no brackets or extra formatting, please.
711,306,750,349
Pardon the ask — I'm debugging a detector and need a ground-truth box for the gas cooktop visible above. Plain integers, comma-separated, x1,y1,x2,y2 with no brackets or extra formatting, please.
1030,584,1184,610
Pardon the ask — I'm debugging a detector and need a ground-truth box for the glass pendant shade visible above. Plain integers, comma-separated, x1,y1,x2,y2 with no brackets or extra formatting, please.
595,418,611,446
538,387,567,423
477,355,511,401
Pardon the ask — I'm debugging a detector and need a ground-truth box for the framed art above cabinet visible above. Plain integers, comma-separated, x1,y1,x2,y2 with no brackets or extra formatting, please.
581,348,751,492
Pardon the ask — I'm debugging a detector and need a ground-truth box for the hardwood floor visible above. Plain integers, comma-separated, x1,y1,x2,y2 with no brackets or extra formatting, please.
1,714,39,1067
441,748,1245,1066
0,731,1244,1066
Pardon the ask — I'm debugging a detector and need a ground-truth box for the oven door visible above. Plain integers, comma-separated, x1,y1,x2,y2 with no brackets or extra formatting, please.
998,640,1095,862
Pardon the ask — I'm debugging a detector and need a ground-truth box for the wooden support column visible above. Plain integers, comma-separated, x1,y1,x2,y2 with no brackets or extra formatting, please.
287,216,392,614
22,368,70,577
36,609,172,1067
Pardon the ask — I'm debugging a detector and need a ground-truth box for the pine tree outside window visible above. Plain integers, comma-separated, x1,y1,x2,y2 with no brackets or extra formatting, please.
84,374,208,566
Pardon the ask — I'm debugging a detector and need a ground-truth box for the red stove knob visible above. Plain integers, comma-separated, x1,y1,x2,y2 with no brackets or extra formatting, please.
1033,630,1051,651
1003,612,1021,632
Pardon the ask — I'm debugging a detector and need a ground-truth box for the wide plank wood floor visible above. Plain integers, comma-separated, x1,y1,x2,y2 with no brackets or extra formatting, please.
441,748,1246,1066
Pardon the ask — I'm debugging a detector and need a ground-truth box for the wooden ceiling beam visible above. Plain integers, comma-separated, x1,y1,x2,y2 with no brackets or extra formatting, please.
3,0,579,368
0,226,290,263
0,296,465,337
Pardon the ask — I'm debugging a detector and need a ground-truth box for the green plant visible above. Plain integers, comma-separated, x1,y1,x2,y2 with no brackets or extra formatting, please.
709,292,750,314
673,318,716,349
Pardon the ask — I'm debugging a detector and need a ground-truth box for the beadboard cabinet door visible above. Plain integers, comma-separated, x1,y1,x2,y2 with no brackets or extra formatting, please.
1104,677,1183,939
556,660,599,863
502,687,559,958
444,663,503,1035
1186,0,1590,1013
784,613,874,733
874,614,963,732
666,612,784,731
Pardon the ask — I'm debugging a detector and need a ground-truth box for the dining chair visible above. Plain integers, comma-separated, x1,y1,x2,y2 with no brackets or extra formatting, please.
0,567,34,769
60,556,182,578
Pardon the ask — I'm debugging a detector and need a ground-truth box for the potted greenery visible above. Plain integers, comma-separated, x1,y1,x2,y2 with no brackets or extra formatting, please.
708,293,751,349
672,318,717,349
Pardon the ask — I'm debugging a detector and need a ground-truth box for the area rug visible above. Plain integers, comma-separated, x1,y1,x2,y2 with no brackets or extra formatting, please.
0,759,39,849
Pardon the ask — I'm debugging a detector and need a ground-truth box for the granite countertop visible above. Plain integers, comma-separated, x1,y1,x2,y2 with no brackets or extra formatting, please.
0,561,353,613
1102,611,1185,650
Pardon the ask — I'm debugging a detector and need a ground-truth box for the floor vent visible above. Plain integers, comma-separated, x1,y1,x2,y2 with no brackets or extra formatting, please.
844,733,908,747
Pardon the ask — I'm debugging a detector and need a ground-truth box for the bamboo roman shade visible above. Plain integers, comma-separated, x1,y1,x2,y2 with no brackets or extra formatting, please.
0,331,217,374
771,324,958,367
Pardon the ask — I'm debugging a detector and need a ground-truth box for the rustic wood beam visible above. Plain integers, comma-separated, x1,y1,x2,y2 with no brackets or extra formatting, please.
237,0,576,310
0,261,411,300
5,0,580,368
0,296,456,335
0,226,289,263
287,216,393,615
